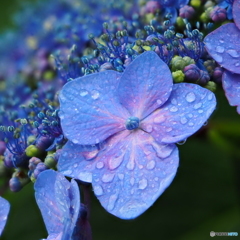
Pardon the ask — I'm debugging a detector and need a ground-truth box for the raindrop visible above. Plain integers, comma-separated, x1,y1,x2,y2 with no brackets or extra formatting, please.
146,160,156,170
203,121,208,126
109,154,124,170
226,49,239,58
198,109,203,113
219,39,224,43
91,90,100,100
73,163,78,168
188,122,194,126
138,178,148,190
170,106,178,112
96,161,104,169
177,139,187,145
153,115,166,123
72,139,79,144
194,102,202,109
130,177,135,186
126,159,135,170
171,98,177,105
80,90,88,97
94,185,103,196
166,127,172,132
157,99,162,105
215,46,224,53
118,173,124,180
102,173,115,183
107,193,118,211
235,62,240,67
185,92,196,102
208,93,213,101
213,54,223,63
78,172,92,182
146,125,153,133
152,143,173,158
180,117,188,124
154,177,159,181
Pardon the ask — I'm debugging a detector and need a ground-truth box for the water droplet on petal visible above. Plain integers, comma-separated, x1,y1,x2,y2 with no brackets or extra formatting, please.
130,177,135,186
152,143,173,158
153,115,166,123
208,93,213,101
186,92,196,102
180,117,188,124
213,54,223,63
171,98,177,105
198,109,203,113
157,99,162,105
118,173,124,180
73,163,78,168
216,46,224,53
177,139,187,145
96,161,104,169
126,158,135,170
109,153,124,170
107,193,118,211
219,39,224,43
80,90,88,97
166,127,172,132
188,122,194,126
235,62,240,67
72,139,79,144
102,173,115,183
146,125,153,133
146,160,156,170
91,90,100,99
170,106,178,112
226,49,239,58
194,102,202,109
78,172,92,182
138,178,148,190
94,185,103,196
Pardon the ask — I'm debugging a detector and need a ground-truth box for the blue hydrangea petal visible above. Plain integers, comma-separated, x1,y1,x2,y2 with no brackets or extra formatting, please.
117,51,173,119
204,23,240,74
45,233,63,240
233,0,240,30
141,83,216,144
0,197,10,236
222,70,240,114
59,71,129,145
58,142,100,183
34,170,80,238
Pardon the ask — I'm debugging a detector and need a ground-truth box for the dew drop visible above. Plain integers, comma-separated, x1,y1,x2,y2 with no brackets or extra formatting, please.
152,143,173,158
153,115,166,123
154,177,159,181
177,139,187,145
73,163,78,168
235,62,240,67
171,98,177,105
188,122,194,126
91,90,100,99
109,154,124,170
94,185,103,196
130,177,135,186
226,49,239,58
146,125,153,133
107,193,118,211
146,160,156,170
170,106,178,112
102,173,115,183
138,178,148,190
118,173,124,180
213,54,223,63
72,139,79,144
194,102,202,109
208,93,213,101
198,109,203,113
180,117,188,124
219,39,224,43
166,127,172,132
78,172,92,182
186,92,196,102
157,99,162,105
80,90,88,97
96,161,104,169
215,46,224,53
126,158,135,170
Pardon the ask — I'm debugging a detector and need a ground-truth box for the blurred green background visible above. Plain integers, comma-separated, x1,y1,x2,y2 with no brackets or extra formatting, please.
0,1,239,239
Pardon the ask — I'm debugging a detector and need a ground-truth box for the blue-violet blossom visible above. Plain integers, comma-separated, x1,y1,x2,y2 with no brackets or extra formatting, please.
204,0,240,113
58,51,216,219
0,197,10,236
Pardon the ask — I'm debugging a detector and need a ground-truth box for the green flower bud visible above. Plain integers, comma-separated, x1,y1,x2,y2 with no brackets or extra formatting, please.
172,70,185,83
205,81,217,92
25,145,41,157
191,0,201,8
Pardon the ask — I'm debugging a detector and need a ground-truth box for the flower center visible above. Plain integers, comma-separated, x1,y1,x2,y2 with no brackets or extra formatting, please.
125,116,140,130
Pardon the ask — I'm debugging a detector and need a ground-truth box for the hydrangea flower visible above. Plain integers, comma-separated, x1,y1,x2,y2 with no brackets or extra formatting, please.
0,197,10,236
204,0,240,113
34,169,87,240
58,51,216,219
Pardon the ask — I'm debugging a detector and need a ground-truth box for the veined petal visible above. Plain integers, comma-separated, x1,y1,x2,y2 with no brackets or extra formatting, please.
59,70,129,145
34,170,80,238
141,83,216,144
0,197,10,236
117,51,173,119
60,130,178,219
233,0,240,30
204,23,240,74
222,70,240,114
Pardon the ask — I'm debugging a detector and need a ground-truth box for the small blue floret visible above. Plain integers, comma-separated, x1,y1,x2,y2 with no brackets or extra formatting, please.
125,116,140,130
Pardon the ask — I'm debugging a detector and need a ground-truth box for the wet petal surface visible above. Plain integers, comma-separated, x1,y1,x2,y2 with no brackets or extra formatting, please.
0,197,10,236
204,23,240,74
233,0,240,30
59,70,129,145
141,83,216,144
34,170,80,238
117,51,173,119
60,130,178,219
222,70,240,114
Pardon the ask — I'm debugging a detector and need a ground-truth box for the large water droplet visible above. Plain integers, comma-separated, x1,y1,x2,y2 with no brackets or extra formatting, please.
91,90,100,99
102,173,115,183
186,92,196,102
109,153,124,170
226,49,239,58
152,143,173,158
170,106,178,112
180,117,188,124
78,172,92,182
94,185,103,196
107,193,118,211
138,178,148,190
146,160,156,170
216,46,224,53
213,54,223,63
126,158,135,170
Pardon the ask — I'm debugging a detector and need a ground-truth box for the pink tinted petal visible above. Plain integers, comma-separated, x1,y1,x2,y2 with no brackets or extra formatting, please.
233,0,240,30
222,70,240,114
58,142,101,183
204,23,240,74
0,197,9,236
141,83,216,144
34,170,80,237
59,71,129,145
117,51,173,119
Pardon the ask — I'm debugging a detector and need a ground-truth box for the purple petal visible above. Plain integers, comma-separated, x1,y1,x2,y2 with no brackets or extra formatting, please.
34,170,80,237
233,0,240,30
59,71,129,145
60,130,178,219
46,233,63,240
0,197,10,236
204,23,240,74
58,142,100,183
222,70,240,114
141,83,216,144
117,51,173,119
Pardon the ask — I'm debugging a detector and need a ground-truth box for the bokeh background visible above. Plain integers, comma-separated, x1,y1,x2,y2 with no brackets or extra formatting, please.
0,1,239,239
